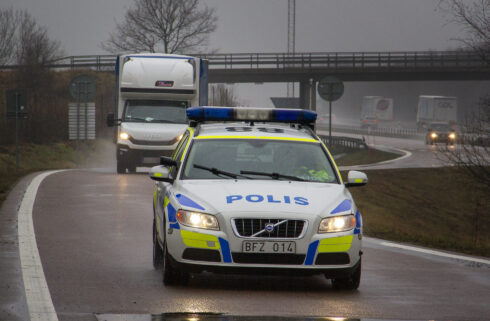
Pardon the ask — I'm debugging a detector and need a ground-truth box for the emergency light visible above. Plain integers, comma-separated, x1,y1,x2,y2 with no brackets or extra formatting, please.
187,107,317,124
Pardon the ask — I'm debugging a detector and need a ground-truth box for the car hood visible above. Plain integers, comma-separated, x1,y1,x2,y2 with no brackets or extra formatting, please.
173,180,354,218
121,122,187,141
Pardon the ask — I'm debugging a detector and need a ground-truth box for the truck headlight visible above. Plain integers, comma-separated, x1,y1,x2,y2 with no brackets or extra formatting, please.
318,215,356,233
449,133,456,140
430,132,438,139
119,132,130,140
177,210,219,230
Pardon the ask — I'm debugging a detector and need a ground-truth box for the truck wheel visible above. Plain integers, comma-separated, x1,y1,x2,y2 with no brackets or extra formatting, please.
152,219,163,269
116,160,126,174
331,258,361,290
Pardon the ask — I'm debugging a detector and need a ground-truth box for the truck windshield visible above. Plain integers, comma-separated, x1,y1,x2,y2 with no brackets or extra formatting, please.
181,139,339,184
123,100,188,124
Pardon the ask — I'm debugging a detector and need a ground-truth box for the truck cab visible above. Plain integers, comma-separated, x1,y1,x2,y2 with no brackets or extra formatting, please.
107,53,208,173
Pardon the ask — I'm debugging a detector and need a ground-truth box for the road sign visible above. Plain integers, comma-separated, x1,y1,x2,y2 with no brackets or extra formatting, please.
69,74,96,102
317,76,344,102
6,89,28,118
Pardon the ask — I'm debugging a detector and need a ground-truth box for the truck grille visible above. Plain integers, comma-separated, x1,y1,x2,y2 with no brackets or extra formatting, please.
129,137,179,146
232,218,306,238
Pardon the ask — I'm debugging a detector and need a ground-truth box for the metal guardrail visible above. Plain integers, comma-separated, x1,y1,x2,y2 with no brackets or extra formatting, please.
1,50,487,71
318,135,368,152
317,123,424,139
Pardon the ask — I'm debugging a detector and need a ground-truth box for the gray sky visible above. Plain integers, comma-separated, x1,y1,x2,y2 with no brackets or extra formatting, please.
1,0,469,107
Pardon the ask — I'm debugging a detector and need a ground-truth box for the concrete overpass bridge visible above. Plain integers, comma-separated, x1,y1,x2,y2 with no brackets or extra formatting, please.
5,50,489,110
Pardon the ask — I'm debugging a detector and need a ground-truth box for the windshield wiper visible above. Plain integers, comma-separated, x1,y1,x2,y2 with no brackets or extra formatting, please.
194,164,252,179
240,170,305,181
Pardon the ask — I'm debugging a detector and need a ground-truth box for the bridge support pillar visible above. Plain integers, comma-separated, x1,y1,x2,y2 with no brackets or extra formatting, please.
299,79,316,111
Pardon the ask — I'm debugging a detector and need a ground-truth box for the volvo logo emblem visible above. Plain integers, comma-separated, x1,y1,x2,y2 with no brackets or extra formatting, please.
265,223,275,233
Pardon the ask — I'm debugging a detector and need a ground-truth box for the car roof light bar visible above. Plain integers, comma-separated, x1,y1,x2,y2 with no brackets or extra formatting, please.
187,106,317,124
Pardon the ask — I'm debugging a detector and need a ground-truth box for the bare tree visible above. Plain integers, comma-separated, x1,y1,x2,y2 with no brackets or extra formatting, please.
209,84,240,107
102,0,217,54
16,10,63,66
438,95,490,190
0,7,18,66
439,0,490,59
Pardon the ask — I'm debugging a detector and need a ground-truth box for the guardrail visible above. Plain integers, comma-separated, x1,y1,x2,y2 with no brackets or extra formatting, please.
318,135,368,153
317,123,424,139
1,50,487,71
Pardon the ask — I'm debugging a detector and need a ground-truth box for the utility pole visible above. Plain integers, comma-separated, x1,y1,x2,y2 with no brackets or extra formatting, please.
287,0,295,98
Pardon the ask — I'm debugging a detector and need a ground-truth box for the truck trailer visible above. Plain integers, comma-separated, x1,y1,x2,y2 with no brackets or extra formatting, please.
107,53,208,173
360,96,393,128
416,95,457,130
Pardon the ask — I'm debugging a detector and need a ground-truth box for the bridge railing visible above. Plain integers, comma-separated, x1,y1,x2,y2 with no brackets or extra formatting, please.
1,50,487,71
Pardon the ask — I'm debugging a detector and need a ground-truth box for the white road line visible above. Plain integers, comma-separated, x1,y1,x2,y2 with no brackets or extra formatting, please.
18,171,64,321
380,241,490,265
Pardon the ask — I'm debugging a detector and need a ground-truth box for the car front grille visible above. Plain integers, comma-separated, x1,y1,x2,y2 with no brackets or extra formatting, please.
232,253,306,265
232,218,306,238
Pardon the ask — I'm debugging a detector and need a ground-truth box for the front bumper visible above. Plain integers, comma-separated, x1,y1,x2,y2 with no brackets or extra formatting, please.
117,143,175,166
165,224,362,276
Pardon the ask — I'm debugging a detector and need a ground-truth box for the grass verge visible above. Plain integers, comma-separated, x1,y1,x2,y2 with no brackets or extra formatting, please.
345,167,490,257
335,147,400,166
0,140,114,207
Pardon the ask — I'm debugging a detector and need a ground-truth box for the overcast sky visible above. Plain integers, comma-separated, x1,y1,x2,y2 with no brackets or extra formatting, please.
2,0,471,106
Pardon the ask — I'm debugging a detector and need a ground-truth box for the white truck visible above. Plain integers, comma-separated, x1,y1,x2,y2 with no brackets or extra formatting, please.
360,96,393,128
107,53,208,173
416,95,457,130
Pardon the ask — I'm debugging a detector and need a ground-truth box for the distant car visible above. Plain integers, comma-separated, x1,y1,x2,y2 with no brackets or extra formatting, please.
425,122,456,145
149,106,367,290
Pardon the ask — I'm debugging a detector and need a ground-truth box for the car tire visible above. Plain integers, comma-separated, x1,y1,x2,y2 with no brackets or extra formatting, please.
152,219,163,269
162,244,189,286
331,258,361,290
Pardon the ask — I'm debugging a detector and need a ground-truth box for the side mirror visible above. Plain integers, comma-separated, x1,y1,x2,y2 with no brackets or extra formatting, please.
345,170,368,187
160,156,179,167
107,112,115,127
149,165,173,183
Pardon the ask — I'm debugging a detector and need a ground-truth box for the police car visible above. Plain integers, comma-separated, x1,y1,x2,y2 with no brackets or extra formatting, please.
149,107,367,289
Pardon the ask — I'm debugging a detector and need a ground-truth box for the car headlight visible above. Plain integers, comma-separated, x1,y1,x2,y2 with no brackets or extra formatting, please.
449,133,456,139
119,132,130,140
318,214,356,233
177,210,219,230
430,132,438,139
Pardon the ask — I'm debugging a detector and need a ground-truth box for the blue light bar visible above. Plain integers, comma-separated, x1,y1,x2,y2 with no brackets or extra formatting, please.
187,107,317,124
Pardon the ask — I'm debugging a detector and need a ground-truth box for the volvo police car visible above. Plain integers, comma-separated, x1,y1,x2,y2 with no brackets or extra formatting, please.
149,107,367,289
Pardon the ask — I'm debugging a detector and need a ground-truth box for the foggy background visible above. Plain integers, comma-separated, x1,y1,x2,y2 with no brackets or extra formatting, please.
2,0,488,123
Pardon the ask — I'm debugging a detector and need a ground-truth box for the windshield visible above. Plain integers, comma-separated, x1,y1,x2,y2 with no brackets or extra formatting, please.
123,100,187,124
181,139,339,183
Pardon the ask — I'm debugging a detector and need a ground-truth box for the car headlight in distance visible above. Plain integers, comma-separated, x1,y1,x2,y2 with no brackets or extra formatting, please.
318,215,356,233
177,210,219,230
449,132,456,140
430,132,438,139
119,132,130,140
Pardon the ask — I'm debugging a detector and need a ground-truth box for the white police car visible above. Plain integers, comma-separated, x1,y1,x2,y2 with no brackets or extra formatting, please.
149,107,367,289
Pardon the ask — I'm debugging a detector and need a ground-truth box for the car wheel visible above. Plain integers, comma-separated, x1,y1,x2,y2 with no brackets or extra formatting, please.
162,244,189,286
152,219,163,269
331,258,361,290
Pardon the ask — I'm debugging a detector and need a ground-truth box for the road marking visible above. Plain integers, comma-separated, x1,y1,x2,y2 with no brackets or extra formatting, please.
18,170,64,321
379,241,490,265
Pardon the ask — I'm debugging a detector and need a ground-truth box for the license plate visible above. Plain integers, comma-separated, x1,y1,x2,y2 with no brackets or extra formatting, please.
242,241,296,253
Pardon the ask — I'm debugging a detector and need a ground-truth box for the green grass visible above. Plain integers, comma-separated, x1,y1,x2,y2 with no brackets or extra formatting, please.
335,148,400,166
345,168,490,257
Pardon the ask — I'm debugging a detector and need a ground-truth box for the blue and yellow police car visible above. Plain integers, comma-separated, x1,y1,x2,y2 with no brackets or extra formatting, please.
149,107,368,289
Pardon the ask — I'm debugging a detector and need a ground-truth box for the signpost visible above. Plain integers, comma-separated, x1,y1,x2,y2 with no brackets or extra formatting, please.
69,75,96,167
6,90,27,171
317,76,344,146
